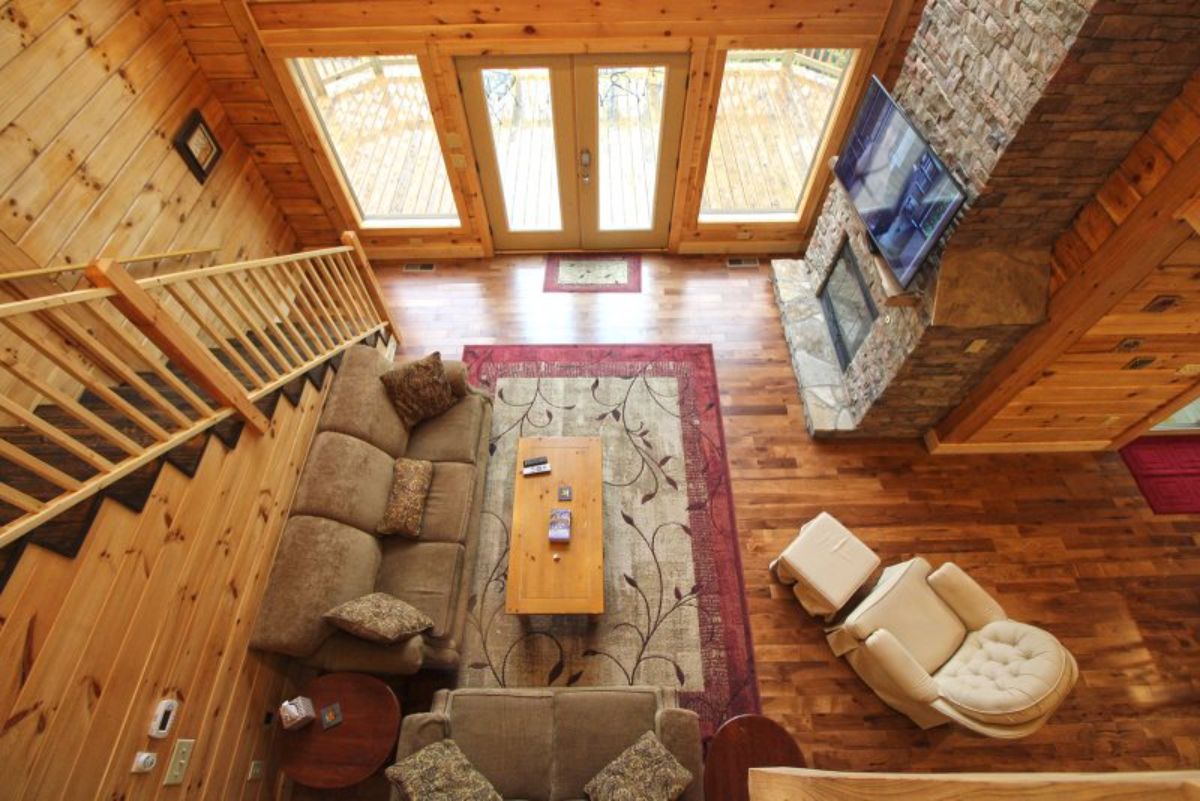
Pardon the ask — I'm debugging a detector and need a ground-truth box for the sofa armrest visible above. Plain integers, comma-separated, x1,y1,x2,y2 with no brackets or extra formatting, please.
928,562,1006,631
865,629,939,704
443,360,490,402
395,711,450,760
657,707,704,801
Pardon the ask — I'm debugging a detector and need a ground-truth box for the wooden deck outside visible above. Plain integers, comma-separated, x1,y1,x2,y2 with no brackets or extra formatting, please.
301,54,844,229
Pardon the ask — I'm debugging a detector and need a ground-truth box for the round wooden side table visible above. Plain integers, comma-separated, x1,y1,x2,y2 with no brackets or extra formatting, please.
280,672,401,789
704,714,805,801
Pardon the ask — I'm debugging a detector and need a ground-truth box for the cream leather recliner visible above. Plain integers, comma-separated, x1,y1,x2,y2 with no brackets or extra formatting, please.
826,557,1077,739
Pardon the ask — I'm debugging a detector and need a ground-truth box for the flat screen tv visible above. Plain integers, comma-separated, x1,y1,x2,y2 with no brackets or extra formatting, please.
834,77,966,289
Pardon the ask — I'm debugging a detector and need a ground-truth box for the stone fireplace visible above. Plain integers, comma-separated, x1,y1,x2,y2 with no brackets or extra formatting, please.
774,0,1200,439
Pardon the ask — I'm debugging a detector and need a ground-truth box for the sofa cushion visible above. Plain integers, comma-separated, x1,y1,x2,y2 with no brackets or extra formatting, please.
385,739,501,801
381,351,457,428
377,458,434,538
323,592,434,644
293,431,394,534
376,541,463,638
420,462,477,544
405,394,486,465
583,731,692,801
935,620,1076,725
445,690,555,801
845,558,967,674
319,345,409,457
250,516,380,657
550,689,660,801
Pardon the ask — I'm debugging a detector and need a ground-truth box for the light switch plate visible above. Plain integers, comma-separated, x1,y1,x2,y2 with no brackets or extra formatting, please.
163,739,194,786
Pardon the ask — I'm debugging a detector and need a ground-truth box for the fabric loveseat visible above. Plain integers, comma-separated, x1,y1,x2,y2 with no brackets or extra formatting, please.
249,345,492,674
392,687,704,801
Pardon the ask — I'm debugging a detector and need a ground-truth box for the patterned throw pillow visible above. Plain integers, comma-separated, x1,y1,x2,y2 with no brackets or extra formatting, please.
322,592,434,644
385,739,502,801
380,352,456,427
377,457,434,537
583,731,693,801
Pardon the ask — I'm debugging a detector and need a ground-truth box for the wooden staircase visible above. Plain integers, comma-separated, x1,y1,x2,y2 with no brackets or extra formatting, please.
0,232,398,592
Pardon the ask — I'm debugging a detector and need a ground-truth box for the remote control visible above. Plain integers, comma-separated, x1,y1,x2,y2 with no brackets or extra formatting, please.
523,456,549,468
522,463,552,476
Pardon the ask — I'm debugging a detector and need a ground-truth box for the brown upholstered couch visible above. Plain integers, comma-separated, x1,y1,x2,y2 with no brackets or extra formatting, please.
393,687,705,801
249,345,492,675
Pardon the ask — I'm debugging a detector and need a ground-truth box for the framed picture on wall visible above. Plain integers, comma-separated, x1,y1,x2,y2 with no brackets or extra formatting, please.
173,110,223,184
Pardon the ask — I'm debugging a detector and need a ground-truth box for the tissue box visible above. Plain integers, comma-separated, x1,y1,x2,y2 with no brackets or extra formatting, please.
279,696,316,730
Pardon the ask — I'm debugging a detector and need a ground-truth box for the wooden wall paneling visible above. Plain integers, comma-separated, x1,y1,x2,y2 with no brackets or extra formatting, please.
248,0,892,32
0,5,173,229
933,75,1200,450
425,47,494,257
15,441,234,800
667,43,718,252
159,376,328,801
0,462,195,793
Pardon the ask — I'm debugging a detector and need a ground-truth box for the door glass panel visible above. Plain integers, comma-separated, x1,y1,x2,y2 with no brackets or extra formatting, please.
481,68,562,232
293,56,459,225
700,48,853,221
597,65,666,231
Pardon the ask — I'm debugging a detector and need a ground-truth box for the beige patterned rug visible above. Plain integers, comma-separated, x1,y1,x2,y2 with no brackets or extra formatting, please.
459,345,758,733
543,254,642,292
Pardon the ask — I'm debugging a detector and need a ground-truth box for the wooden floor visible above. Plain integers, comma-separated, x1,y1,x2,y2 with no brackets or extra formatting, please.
379,254,1200,773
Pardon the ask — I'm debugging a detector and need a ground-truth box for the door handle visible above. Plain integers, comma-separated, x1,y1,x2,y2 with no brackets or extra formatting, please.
580,149,592,185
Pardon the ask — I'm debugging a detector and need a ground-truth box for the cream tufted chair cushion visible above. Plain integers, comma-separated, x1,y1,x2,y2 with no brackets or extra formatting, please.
934,620,1075,726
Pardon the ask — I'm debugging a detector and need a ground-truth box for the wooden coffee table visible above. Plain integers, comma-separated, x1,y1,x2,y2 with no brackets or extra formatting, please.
280,672,401,789
507,436,605,615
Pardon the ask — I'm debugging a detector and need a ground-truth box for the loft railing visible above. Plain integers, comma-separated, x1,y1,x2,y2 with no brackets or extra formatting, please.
0,232,396,547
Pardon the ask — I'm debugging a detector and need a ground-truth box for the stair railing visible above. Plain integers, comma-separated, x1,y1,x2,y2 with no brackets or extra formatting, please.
0,231,396,547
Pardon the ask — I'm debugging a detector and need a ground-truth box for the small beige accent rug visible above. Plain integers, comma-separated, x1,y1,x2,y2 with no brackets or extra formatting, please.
543,254,642,292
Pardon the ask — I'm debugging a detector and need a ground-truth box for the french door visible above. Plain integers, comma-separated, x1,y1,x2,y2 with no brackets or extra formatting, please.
458,54,688,251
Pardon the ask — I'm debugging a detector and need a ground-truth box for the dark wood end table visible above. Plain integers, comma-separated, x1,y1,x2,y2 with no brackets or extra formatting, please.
280,672,401,789
704,714,805,801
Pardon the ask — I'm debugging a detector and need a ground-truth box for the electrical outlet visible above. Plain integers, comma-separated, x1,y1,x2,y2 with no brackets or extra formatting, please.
162,739,195,786
247,760,264,782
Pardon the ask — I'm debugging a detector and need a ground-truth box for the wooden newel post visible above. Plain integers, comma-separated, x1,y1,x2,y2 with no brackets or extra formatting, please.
340,231,401,342
84,258,269,433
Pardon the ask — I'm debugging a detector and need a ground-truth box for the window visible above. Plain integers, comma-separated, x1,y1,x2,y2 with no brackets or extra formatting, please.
700,48,853,222
293,56,459,226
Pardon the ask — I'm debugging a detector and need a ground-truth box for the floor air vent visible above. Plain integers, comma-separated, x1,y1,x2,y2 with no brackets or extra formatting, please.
403,263,436,272
726,257,760,269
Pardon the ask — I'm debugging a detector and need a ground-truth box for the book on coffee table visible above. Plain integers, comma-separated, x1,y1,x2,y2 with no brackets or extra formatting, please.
549,509,571,542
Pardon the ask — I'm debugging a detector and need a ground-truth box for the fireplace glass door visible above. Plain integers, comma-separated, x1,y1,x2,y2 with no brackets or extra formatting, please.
818,241,878,370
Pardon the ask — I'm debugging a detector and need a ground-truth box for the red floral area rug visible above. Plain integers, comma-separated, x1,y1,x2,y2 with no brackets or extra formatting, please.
460,344,759,735
1120,435,1200,514
544,254,642,293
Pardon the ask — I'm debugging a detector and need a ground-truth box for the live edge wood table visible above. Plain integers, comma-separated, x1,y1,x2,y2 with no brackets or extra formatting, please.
704,714,806,801
280,672,401,789
507,436,605,616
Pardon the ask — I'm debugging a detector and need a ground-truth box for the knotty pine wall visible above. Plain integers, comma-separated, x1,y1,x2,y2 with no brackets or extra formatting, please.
0,371,329,801
0,0,300,415
0,0,297,275
163,0,926,259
